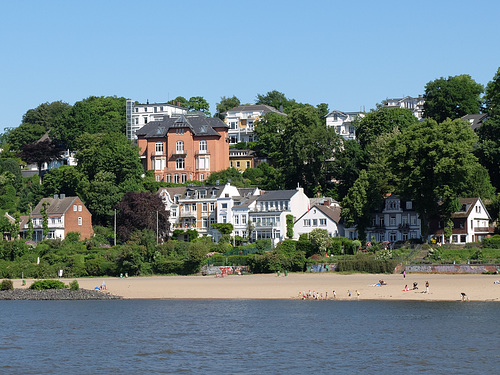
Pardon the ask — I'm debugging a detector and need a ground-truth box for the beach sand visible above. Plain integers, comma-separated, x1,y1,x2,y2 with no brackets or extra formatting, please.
11,273,500,301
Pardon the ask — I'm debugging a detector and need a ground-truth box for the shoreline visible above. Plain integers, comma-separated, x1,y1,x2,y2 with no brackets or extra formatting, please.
5,273,500,302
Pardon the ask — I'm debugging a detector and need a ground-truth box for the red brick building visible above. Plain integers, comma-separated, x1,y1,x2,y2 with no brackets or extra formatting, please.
136,114,229,183
20,195,93,241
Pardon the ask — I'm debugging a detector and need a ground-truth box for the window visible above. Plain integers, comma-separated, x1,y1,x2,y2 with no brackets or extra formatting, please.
155,142,163,154
406,201,412,210
390,217,396,225
174,174,179,183
197,156,209,170
176,128,184,135
230,161,233,167
200,173,205,181
319,219,326,226
176,141,184,153
460,235,467,243
246,161,251,169
199,140,207,153
176,158,185,170
410,216,417,225
452,235,458,243
181,174,187,183
73,205,77,212
312,219,318,226
166,175,171,183
230,122,238,129
154,158,164,171
78,217,82,226
202,218,208,228
304,219,311,226
78,205,82,212
192,203,196,211
156,175,161,181
242,215,247,224
236,161,240,168
202,203,207,212
235,215,239,225
171,209,177,217
476,205,481,213
210,203,215,211
143,116,148,124
221,203,227,209
222,216,227,223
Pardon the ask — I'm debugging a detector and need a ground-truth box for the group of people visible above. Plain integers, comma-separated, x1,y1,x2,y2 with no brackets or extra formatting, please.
298,289,360,300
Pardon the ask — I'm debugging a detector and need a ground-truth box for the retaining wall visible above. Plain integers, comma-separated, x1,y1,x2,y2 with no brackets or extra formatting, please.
405,264,500,274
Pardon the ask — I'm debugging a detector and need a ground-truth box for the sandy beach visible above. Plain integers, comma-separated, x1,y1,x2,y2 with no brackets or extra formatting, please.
11,272,500,301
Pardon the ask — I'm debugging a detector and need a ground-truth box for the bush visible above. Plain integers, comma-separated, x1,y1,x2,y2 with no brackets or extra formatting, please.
336,255,398,273
69,280,79,291
0,279,14,290
482,235,500,249
29,279,67,290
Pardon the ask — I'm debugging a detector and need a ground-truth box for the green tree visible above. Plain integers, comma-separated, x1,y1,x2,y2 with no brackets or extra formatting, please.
286,214,294,239
476,116,500,191
423,74,483,123
5,123,47,152
43,165,85,198
353,107,418,148
173,96,189,109
484,67,500,117
216,96,241,119
188,96,210,116
41,201,49,239
81,171,122,226
206,167,245,186
389,118,493,238
253,112,286,160
75,132,143,188
331,140,366,200
52,96,127,150
274,106,341,195
309,228,331,254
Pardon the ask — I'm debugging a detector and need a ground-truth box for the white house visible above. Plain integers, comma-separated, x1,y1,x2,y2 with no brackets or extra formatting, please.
249,187,309,245
223,104,285,145
294,200,343,239
345,195,421,242
325,110,364,140
385,96,424,120
429,197,493,244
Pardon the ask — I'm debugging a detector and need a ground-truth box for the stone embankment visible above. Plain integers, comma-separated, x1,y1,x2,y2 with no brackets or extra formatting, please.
0,289,122,300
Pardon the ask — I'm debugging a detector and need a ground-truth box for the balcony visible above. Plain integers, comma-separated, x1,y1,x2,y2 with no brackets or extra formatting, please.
180,211,197,218
172,150,187,157
398,223,410,232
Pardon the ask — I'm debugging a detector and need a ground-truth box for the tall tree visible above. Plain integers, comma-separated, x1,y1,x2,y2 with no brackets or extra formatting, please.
75,132,143,188
484,67,500,116
188,96,210,116
116,191,170,242
216,96,241,119
389,118,493,238
353,107,418,148
476,116,500,191
275,106,341,195
330,140,366,200
423,74,483,123
81,171,122,226
43,165,86,198
253,112,286,159
52,96,127,150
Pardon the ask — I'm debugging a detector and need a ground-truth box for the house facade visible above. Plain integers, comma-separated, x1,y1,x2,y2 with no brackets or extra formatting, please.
20,195,93,241
345,195,421,242
137,114,229,183
325,110,364,140
294,199,343,239
429,197,493,244
223,104,285,145
126,100,187,140
385,96,425,120
229,148,255,172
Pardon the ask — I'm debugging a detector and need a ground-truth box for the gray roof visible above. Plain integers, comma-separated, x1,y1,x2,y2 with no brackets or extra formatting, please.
461,114,489,131
31,196,82,216
257,190,297,201
315,205,342,223
136,114,228,139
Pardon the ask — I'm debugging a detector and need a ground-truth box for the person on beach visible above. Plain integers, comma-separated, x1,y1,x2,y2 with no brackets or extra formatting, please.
461,292,466,302
356,290,360,299
333,290,337,298
403,270,406,279
425,281,429,293
348,290,351,297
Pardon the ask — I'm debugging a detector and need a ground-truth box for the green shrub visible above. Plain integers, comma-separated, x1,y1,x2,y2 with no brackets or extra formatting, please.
69,280,79,291
0,279,14,290
29,279,67,290
482,235,500,249
336,255,398,273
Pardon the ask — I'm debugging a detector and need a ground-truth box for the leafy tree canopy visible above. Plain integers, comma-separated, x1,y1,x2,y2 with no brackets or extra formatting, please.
354,107,418,148
116,191,169,243
476,116,500,191
484,67,500,117
423,74,483,123
206,167,245,187
216,96,241,119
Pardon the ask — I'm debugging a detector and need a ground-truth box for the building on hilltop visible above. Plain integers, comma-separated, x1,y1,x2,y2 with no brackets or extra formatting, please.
19,195,93,242
461,114,489,132
223,104,286,145
137,114,229,183
229,148,255,172
384,96,425,120
126,100,187,140
325,110,364,140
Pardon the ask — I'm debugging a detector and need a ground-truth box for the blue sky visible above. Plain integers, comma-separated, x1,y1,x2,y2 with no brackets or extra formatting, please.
1,0,499,133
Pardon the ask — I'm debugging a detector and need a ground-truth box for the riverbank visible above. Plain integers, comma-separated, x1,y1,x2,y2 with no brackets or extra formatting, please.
0,288,121,300
6,273,500,301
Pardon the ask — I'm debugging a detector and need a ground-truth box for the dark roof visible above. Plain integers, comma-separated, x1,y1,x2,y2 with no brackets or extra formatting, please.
223,104,285,116
257,190,297,201
461,114,489,131
453,197,480,219
315,205,342,223
136,114,228,139
31,196,81,217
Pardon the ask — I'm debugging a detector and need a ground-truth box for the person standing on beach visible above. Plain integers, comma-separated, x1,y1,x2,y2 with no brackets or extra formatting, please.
356,290,360,299
333,290,337,298
425,281,429,293
403,270,406,279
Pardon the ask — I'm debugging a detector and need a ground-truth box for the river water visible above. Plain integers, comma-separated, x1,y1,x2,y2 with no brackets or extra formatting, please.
0,300,498,374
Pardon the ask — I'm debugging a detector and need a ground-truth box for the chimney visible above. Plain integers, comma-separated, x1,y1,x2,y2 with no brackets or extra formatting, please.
60,194,65,199
324,199,331,207
53,194,58,199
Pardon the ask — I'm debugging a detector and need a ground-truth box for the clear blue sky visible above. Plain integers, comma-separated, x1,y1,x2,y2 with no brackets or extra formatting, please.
1,0,500,133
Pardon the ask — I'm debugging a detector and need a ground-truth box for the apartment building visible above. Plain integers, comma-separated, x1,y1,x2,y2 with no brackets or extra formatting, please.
325,110,364,140
223,104,285,145
137,114,229,183
126,100,187,140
